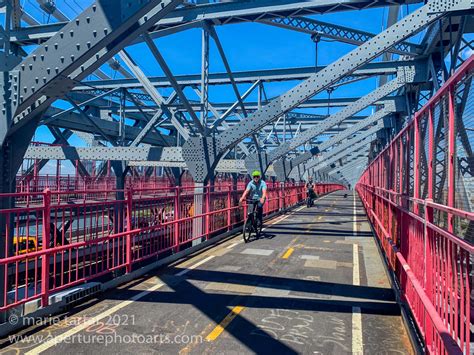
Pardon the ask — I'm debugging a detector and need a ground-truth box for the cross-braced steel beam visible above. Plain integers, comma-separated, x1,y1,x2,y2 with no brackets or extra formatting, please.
181,0,471,182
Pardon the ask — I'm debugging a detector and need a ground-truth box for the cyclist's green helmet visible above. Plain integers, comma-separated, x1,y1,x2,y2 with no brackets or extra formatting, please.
251,170,261,177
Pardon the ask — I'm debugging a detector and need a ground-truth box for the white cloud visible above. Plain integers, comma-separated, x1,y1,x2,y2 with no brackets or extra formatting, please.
462,47,474,60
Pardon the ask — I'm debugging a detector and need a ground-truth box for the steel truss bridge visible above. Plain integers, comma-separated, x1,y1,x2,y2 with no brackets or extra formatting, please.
0,1,473,354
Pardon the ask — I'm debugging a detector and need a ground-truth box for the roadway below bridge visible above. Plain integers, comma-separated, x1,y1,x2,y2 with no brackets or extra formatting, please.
0,191,413,354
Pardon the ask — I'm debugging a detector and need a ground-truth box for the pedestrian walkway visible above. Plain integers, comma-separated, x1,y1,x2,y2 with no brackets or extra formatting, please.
0,191,413,355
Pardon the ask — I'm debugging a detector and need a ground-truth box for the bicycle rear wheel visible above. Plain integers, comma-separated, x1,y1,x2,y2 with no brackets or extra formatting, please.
243,216,255,243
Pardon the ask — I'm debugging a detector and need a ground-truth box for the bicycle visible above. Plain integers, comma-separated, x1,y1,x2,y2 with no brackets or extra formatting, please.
306,189,315,208
242,199,263,243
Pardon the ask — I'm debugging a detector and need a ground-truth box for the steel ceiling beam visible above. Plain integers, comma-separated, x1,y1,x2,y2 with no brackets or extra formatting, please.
43,108,174,146
260,16,422,55
261,69,416,175
5,0,182,142
24,146,184,162
305,123,384,171
9,0,424,45
75,61,411,90
118,50,193,139
273,106,396,180
182,0,471,183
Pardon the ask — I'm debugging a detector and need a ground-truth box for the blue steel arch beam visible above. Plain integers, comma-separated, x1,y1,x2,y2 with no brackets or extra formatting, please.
181,0,473,183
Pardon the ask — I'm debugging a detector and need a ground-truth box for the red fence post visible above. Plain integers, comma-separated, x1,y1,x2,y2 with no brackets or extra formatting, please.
205,185,211,240
174,186,180,252
227,185,232,231
447,87,456,232
425,107,434,298
41,189,51,307
125,187,133,274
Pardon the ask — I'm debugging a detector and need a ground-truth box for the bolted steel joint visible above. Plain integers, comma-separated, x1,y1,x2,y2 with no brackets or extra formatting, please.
182,135,222,183
427,0,473,13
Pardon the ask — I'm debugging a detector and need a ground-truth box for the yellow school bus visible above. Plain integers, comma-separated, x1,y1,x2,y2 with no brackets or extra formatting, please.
13,236,40,255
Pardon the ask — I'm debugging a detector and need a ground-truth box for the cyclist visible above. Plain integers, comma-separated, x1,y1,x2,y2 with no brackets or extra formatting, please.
306,177,317,206
239,170,267,227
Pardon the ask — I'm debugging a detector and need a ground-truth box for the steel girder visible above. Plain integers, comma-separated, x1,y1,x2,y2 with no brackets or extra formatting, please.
181,0,472,183
260,16,422,56
115,97,396,113
22,144,253,174
261,69,415,178
272,103,398,180
0,0,184,202
330,152,370,174
24,146,184,162
75,60,412,90
43,108,174,147
118,50,192,139
332,159,369,178
9,1,424,46
3,0,182,142
304,123,384,171
127,159,248,174
330,157,369,184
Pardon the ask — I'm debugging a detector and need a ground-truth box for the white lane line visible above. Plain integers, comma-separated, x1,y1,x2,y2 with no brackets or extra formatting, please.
226,242,240,249
26,280,166,355
352,306,363,355
352,204,363,354
176,255,215,276
352,244,360,286
27,255,217,354
353,192,357,237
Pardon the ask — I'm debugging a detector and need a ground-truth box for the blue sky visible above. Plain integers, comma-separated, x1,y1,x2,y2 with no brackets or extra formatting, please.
12,1,470,174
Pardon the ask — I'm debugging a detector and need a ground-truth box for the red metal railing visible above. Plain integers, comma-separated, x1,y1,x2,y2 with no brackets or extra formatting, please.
15,169,251,194
357,56,474,354
0,182,344,313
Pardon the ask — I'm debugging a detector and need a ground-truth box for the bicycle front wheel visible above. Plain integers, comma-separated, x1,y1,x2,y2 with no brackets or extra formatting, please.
243,217,254,243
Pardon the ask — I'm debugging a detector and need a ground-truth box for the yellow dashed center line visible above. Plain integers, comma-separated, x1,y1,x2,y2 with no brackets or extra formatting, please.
282,247,294,259
205,306,245,341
